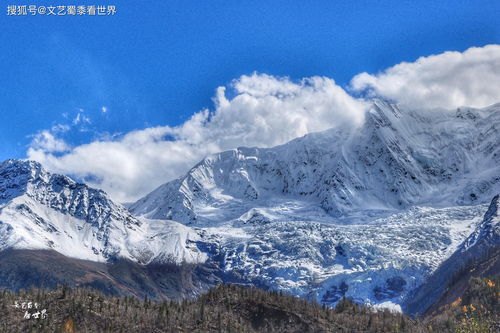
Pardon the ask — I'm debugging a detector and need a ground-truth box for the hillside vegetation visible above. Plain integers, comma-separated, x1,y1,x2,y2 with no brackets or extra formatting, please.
0,278,498,333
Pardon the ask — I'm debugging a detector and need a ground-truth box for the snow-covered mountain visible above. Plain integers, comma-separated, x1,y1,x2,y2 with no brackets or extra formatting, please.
128,101,500,309
0,159,205,264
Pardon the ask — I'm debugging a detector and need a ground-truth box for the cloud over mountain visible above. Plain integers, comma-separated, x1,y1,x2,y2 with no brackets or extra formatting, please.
28,73,366,202
350,44,500,109
27,45,500,202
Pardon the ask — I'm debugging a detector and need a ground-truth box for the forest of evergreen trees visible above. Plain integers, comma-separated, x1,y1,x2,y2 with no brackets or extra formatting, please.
0,277,497,333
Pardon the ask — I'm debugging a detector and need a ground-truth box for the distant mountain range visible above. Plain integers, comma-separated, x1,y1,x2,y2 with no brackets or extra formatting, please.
0,101,499,315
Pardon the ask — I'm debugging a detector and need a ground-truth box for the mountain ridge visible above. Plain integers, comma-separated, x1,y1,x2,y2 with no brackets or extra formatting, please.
130,101,500,225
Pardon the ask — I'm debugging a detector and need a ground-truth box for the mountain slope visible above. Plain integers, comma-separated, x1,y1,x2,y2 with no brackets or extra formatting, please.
405,194,500,315
0,249,219,301
2,282,497,333
0,284,423,333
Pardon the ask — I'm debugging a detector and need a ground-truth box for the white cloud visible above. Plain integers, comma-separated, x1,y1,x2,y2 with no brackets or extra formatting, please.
26,45,500,202
27,73,368,202
50,124,71,133
72,109,91,125
29,131,70,153
183,73,368,149
350,44,500,110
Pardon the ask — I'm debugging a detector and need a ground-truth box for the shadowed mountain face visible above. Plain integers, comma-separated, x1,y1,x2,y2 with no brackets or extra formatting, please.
424,246,500,317
0,249,221,301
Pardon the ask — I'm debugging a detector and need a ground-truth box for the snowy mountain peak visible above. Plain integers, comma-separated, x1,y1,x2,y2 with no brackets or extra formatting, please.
131,101,500,225
368,99,403,125
0,159,137,228
128,112,498,307
0,159,50,202
0,159,205,264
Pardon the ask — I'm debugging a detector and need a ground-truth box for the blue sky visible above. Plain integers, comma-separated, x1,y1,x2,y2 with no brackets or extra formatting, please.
3,0,500,200
3,0,499,158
